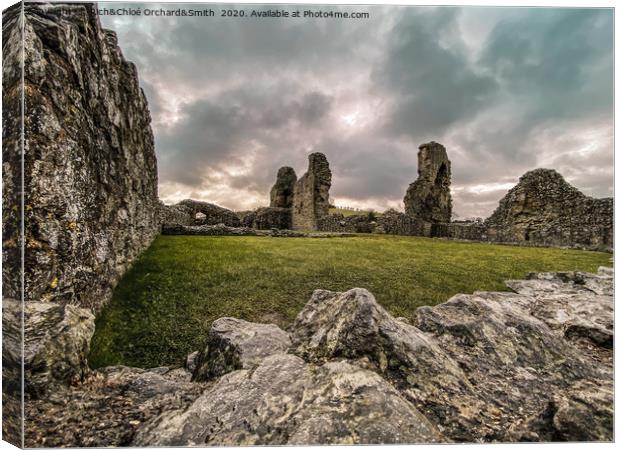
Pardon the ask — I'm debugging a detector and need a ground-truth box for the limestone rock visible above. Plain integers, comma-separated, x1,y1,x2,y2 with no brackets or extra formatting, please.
3,3,161,310
1,300,96,397
135,354,445,446
193,317,292,381
404,142,452,223
25,366,203,447
269,166,297,208
292,153,332,230
484,169,612,251
291,280,613,442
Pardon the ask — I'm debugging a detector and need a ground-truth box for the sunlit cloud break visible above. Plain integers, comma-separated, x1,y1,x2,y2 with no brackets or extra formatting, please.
100,4,613,218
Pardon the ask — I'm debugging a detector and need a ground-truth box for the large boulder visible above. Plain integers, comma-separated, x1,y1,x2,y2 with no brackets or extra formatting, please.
2,300,95,397
135,353,445,446
291,278,613,442
192,317,292,381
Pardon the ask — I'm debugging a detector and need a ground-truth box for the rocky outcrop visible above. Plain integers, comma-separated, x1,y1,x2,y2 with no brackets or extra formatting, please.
404,142,452,223
269,166,297,208
23,268,613,446
2,3,161,311
192,317,292,381
484,169,612,251
291,153,332,230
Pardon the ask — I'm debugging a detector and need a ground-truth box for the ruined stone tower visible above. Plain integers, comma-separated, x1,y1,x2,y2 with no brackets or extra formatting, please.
404,142,452,223
292,153,332,230
270,167,297,208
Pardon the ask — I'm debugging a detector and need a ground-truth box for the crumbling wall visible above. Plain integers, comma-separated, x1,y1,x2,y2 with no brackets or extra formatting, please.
484,169,613,251
291,153,332,231
404,142,452,223
317,214,377,233
3,3,161,311
270,166,297,208
377,210,431,236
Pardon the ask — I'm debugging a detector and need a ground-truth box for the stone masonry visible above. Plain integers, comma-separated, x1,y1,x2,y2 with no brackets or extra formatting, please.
3,3,160,311
291,152,332,230
269,166,297,208
484,169,612,251
404,141,452,223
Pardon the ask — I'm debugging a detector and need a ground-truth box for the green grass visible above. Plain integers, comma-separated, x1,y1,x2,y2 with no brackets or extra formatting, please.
89,235,610,369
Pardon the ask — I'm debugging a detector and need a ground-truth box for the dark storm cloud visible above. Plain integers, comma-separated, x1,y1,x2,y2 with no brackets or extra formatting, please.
100,5,613,216
373,8,499,140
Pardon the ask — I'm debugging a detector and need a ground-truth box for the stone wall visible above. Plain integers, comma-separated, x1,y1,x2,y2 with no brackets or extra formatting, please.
3,3,161,311
291,153,332,230
317,214,376,233
241,207,291,230
404,142,452,223
377,210,431,237
483,169,613,251
269,167,297,208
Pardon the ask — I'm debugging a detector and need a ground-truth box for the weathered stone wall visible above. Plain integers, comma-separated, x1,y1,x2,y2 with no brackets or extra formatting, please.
483,169,613,251
241,207,291,230
291,153,332,231
376,210,431,236
2,3,161,311
317,214,377,233
404,142,452,223
269,166,297,208
163,199,241,227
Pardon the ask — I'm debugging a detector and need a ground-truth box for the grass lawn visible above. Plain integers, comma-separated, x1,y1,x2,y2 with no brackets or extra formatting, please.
89,235,611,369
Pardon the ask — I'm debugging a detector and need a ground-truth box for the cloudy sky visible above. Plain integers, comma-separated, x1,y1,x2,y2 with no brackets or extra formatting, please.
100,3,613,218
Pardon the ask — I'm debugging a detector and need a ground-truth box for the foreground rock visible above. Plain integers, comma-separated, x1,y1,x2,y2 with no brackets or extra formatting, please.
192,317,292,381
3,300,95,397
135,354,444,446
24,268,613,445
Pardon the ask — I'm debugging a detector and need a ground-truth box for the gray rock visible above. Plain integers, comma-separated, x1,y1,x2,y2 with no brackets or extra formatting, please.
185,351,200,373
135,354,445,446
291,280,613,442
25,365,203,447
1,300,96,397
193,317,291,381
4,2,161,311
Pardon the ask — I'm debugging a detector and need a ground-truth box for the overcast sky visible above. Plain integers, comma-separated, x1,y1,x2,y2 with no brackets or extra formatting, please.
100,4,613,218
